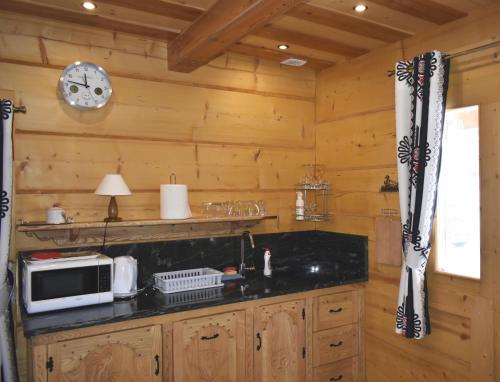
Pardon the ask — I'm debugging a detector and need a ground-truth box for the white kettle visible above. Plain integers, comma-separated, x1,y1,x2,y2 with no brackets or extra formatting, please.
113,256,137,298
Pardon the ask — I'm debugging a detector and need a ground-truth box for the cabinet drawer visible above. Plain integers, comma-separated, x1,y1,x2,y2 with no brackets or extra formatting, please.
314,357,358,382
314,291,356,331
313,324,358,367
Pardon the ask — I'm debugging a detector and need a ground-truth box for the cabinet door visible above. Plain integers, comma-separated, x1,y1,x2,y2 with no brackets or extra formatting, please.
254,299,306,382
173,310,246,382
47,325,162,382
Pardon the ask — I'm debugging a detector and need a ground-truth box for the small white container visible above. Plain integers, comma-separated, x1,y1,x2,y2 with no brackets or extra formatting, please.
263,249,272,277
46,207,66,224
295,192,304,221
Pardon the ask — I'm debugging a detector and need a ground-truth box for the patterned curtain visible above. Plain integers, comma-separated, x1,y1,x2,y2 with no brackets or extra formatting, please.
0,99,16,381
394,51,450,339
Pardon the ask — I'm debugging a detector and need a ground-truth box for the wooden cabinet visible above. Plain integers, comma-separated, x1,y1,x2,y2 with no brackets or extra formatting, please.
312,291,361,382
313,324,358,367
254,299,306,382
313,358,359,382
173,310,246,382
314,291,356,331
29,286,364,382
46,325,162,382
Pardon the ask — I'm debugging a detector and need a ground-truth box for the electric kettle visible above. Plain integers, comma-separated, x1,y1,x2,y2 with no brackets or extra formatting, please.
113,256,138,298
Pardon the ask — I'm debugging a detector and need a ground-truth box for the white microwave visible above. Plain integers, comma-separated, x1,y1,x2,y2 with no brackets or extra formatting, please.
23,252,113,314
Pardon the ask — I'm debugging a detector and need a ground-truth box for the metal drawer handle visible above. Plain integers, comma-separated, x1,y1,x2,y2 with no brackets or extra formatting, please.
329,307,343,313
256,332,262,351
330,341,343,347
201,333,219,341
330,375,343,381
154,354,160,376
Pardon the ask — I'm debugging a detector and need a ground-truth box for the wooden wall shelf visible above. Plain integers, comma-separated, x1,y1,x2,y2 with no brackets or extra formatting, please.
17,215,278,246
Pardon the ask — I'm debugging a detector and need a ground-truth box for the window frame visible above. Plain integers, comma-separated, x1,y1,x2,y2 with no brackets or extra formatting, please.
432,105,481,281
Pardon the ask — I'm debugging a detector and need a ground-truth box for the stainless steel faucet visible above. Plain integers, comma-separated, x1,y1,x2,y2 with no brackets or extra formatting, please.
240,230,255,276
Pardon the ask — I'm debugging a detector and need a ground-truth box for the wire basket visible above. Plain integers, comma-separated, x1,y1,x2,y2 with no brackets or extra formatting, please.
153,268,223,294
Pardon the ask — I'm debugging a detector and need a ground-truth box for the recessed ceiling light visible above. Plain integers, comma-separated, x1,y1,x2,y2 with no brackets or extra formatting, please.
82,1,96,11
353,4,368,12
277,44,289,50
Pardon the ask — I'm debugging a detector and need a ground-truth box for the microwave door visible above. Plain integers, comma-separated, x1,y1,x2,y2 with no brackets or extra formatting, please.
31,265,100,302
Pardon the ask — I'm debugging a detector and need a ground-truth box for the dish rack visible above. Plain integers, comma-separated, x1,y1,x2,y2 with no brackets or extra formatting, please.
154,286,224,307
153,268,223,294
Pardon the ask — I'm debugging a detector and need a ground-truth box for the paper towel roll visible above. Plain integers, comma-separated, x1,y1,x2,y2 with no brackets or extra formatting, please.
160,184,192,219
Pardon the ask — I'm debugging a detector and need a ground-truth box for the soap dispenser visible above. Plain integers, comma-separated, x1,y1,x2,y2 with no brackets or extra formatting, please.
295,191,304,221
263,248,272,277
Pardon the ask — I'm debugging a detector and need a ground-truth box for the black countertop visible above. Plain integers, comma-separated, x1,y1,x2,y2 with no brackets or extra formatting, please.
21,231,368,337
22,255,367,337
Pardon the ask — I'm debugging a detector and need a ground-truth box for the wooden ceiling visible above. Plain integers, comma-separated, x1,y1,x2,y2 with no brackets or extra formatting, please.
0,0,496,72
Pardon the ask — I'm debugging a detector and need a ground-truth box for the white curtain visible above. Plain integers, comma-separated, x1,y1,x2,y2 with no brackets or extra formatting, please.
394,51,450,339
0,99,16,381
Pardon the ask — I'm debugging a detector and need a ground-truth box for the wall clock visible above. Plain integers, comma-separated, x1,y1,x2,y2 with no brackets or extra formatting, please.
59,61,112,110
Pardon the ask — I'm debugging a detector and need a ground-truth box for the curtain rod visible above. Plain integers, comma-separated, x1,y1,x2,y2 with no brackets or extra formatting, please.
13,105,27,114
386,40,500,77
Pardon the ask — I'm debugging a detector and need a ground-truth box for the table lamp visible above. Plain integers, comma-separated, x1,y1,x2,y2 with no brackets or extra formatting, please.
95,174,131,222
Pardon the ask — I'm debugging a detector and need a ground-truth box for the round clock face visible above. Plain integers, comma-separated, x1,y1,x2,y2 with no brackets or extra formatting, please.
59,62,112,110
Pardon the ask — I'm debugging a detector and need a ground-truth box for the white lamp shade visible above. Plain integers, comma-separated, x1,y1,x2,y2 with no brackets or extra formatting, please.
95,174,132,196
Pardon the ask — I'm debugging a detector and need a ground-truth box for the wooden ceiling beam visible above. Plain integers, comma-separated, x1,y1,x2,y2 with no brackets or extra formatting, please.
368,0,467,25
167,0,308,73
0,1,179,40
96,0,204,22
0,0,335,71
254,25,368,58
288,4,412,43
229,42,335,70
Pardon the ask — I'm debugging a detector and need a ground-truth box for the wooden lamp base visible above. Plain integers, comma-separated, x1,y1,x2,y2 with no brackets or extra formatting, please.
104,196,122,222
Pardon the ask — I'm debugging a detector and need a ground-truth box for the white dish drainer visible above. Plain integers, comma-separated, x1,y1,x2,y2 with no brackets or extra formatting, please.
154,286,224,307
153,268,224,294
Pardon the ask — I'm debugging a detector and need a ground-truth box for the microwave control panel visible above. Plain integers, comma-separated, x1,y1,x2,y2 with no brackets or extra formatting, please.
98,265,112,292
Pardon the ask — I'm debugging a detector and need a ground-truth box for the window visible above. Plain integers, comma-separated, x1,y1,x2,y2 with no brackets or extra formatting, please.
435,105,480,279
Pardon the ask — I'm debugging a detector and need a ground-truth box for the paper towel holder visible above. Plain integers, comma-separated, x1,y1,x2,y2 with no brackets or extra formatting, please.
160,173,192,220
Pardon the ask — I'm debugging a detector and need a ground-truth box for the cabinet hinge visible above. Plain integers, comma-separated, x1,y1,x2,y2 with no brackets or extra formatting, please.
46,356,54,372
302,347,306,359
302,308,305,320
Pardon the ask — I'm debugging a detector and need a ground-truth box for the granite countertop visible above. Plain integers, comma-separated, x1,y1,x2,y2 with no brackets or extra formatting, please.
22,250,367,337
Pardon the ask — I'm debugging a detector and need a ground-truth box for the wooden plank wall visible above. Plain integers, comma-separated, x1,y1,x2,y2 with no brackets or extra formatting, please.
316,4,500,382
5,4,500,382
0,12,317,251
0,12,318,379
